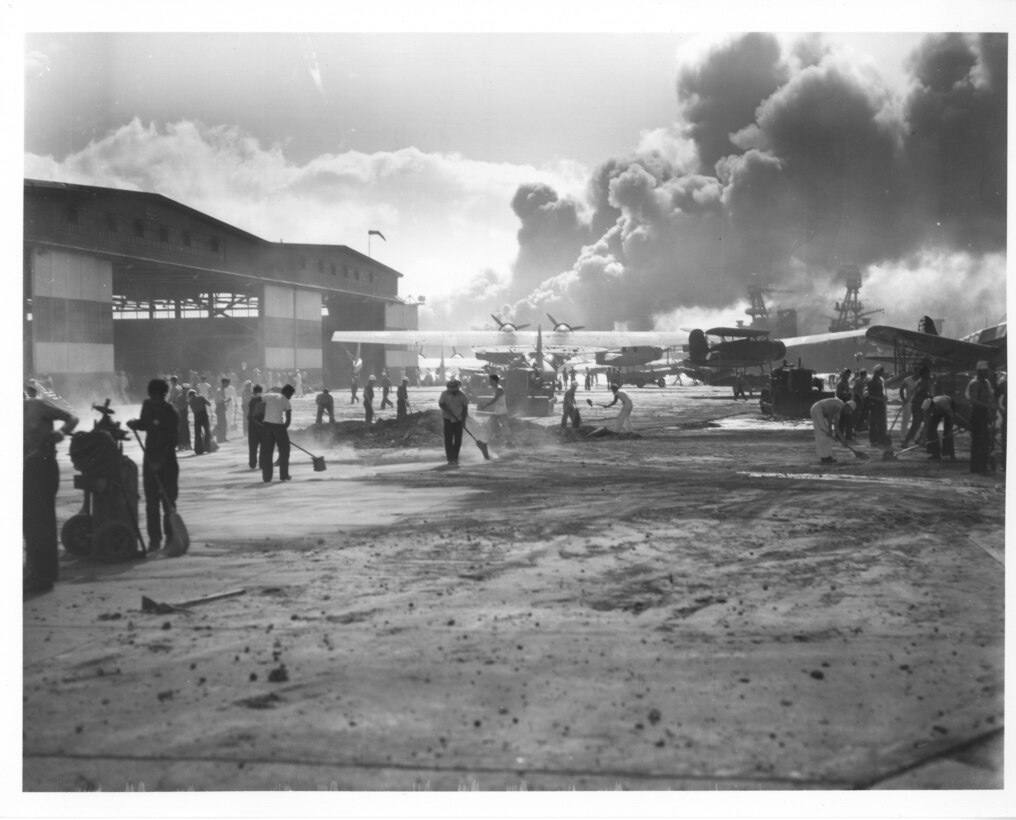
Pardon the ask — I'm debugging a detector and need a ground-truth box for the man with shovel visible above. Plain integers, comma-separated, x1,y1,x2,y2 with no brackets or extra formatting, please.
260,384,295,482
438,378,469,466
809,396,852,464
127,378,180,551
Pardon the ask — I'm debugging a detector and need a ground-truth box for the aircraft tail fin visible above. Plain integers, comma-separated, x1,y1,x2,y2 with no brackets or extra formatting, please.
919,315,939,335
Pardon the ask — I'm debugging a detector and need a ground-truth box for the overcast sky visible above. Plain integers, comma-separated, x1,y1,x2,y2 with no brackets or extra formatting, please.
16,3,1013,336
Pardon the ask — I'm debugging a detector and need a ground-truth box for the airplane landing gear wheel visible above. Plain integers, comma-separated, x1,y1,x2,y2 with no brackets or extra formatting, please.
92,520,137,563
61,513,93,556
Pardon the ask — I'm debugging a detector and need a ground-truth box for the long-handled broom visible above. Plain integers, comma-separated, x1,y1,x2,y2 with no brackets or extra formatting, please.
449,409,490,460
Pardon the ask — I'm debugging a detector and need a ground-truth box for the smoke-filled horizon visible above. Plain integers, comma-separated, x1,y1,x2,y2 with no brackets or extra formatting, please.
430,32,1006,339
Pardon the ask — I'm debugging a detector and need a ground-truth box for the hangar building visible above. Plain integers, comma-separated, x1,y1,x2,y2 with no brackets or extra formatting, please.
23,179,416,400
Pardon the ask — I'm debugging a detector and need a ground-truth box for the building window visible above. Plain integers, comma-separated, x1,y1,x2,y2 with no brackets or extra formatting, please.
106,212,117,232
343,265,349,278
210,237,219,253
299,256,306,270
182,230,191,247
159,225,169,243
134,219,145,238
369,271,375,282
65,206,79,225
318,259,324,273
330,263,336,276
354,269,360,280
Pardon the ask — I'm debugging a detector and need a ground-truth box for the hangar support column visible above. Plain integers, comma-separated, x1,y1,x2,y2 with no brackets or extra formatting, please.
26,247,115,397
262,284,322,385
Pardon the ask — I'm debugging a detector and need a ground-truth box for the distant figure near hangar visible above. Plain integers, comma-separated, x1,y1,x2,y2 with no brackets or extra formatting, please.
23,179,417,400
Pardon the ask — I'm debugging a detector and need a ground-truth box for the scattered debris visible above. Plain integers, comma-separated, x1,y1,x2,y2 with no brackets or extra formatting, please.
268,665,289,683
237,692,283,709
141,588,246,614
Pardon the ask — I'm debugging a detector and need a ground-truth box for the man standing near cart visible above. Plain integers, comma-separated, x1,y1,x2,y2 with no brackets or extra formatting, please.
127,378,179,552
24,384,78,594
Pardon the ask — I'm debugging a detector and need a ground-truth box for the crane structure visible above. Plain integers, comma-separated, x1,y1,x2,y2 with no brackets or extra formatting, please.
745,277,797,336
825,266,883,333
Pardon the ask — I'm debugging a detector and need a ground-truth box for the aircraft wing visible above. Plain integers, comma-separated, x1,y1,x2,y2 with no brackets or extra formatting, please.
864,325,1002,368
331,328,688,350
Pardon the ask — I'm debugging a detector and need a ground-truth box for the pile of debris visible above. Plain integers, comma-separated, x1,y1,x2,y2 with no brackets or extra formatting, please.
293,411,445,450
291,410,643,451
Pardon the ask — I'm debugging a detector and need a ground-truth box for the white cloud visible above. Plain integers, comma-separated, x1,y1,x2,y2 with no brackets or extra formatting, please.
23,118,588,301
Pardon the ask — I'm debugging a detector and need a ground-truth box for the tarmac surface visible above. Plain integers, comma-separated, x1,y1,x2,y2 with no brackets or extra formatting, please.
20,383,1006,800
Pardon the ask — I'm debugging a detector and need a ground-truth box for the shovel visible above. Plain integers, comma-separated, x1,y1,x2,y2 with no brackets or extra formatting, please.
254,420,326,471
132,429,190,556
825,430,869,460
291,439,327,472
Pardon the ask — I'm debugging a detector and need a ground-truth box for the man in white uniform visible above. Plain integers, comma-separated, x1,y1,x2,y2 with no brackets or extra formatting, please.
601,383,633,434
810,397,852,463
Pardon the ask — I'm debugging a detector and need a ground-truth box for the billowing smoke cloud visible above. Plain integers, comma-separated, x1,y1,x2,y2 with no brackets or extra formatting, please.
507,33,1006,337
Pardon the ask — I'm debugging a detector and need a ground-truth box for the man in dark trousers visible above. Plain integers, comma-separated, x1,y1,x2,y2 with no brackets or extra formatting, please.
247,384,265,469
396,376,410,419
188,389,212,455
349,374,359,404
865,364,888,447
260,384,295,482
380,370,394,409
438,378,469,466
23,384,78,594
127,378,179,551
923,395,956,460
363,375,376,424
315,387,334,424
966,361,996,473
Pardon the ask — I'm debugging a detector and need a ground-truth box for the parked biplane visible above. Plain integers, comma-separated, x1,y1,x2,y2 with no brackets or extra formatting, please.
679,326,787,386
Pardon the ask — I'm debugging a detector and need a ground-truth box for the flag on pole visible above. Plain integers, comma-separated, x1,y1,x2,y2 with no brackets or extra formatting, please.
368,230,386,241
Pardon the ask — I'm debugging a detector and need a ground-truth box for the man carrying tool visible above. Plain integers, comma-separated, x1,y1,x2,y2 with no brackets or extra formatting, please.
561,379,581,428
24,384,78,594
247,384,265,470
966,361,996,474
396,376,410,419
438,378,469,466
260,384,295,482
810,396,852,464
127,378,180,551
479,373,512,441
380,370,394,409
600,382,634,434
922,394,956,461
